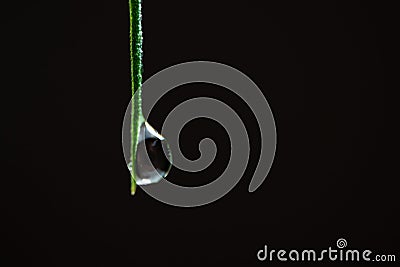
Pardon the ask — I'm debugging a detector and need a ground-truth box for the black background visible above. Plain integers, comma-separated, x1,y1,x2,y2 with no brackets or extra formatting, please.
1,0,397,266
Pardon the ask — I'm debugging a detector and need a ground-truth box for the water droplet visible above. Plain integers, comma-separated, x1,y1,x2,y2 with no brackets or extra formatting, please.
134,122,172,185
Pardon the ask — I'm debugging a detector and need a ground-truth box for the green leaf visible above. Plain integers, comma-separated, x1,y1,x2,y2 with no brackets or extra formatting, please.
129,0,144,195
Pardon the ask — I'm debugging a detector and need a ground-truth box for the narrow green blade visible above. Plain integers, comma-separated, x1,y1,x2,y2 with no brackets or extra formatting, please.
129,0,143,195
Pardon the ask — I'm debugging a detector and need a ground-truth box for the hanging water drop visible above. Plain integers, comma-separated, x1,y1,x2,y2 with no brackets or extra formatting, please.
134,121,172,185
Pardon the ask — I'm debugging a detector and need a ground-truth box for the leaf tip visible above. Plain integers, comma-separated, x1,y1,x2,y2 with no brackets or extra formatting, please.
131,180,137,195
